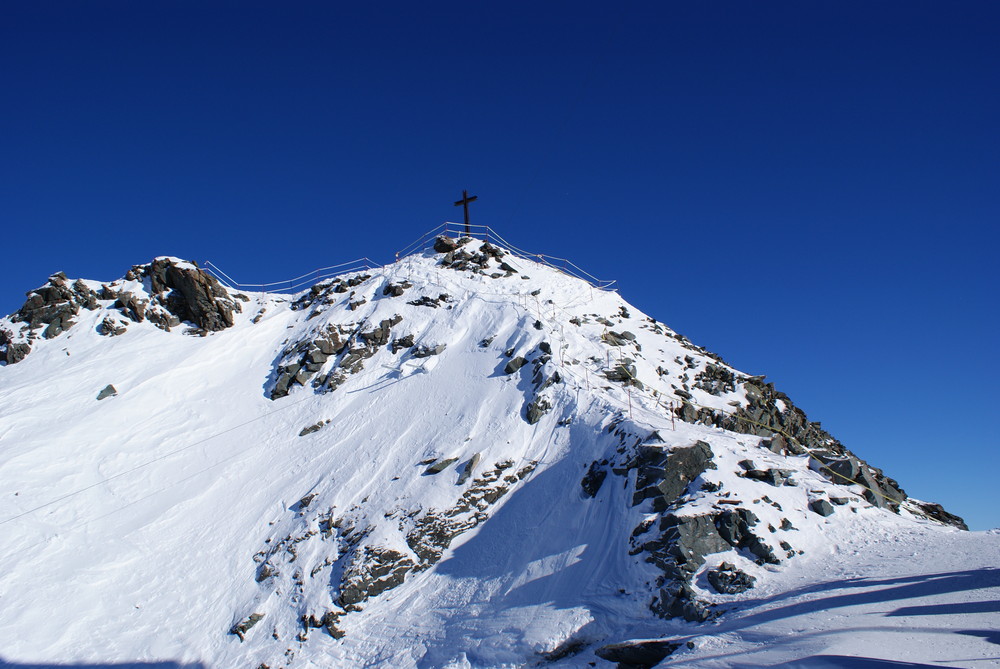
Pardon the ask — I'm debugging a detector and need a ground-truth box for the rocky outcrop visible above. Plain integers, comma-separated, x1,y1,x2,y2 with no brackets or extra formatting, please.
707,561,756,594
595,639,680,668
581,461,608,497
525,396,551,424
434,237,515,278
631,441,714,511
1,333,30,365
671,375,961,526
269,316,404,399
8,273,100,344
504,356,528,374
406,460,537,568
338,547,415,607
291,273,372,313
142,258,240,332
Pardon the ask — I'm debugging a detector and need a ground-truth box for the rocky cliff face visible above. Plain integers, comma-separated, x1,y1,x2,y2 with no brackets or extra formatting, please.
0,257,242,366
0,237,967,668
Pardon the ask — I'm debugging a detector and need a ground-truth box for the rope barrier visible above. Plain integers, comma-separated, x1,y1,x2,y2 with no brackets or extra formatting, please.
204,224,616,297
191,230,900,510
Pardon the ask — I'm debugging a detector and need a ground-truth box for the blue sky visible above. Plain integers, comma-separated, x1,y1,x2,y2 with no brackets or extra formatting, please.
2,2,997,529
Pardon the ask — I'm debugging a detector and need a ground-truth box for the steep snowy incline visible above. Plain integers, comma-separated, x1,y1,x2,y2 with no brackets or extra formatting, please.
0,236,989,669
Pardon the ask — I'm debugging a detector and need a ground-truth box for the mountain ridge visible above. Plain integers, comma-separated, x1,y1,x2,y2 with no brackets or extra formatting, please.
0,235,976,668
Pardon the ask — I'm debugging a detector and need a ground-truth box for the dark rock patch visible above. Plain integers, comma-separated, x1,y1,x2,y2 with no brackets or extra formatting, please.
96,384,118,400
525,396,552,424
424,457,459,475
457,453,481,485
412,343,446,358
707,562,756,594
338,547,415,607
595,639,680,668
631,441,714,511
810,499,835,517
581,461,608,497
230,613,265,641
504,356,528,374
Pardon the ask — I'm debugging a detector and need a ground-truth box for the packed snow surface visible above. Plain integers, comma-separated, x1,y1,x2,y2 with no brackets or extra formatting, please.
0,240,996,668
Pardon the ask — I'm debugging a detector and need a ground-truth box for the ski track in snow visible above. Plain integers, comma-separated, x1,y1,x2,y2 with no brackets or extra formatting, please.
0,243,996,669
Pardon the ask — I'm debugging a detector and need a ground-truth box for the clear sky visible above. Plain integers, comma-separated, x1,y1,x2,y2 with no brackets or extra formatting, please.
2,2,997,529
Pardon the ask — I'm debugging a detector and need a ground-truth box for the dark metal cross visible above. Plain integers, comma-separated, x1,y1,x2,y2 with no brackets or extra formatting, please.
453,190,478,236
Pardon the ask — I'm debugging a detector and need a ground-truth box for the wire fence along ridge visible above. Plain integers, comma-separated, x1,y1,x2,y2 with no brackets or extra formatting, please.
203,223,616,294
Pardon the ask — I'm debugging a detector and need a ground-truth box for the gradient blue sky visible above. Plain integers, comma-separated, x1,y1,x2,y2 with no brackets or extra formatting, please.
2,2,997,529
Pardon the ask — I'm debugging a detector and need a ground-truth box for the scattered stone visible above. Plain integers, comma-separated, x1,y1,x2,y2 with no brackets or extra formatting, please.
504,356,528,374
299,421,326,436
433,235,459,253
424,457,459,475
96,384,118,401
407,295,443,308
653,580,715,622
707,562,757,594
457,453,481,485
98,317,127,336
810,499,835,517
605,362,641,387
382,282,410,297
387,334,413,354
411,343,446,358
230,612,265,641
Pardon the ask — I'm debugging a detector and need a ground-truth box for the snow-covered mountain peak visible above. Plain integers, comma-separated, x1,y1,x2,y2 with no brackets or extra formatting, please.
0,235,979,668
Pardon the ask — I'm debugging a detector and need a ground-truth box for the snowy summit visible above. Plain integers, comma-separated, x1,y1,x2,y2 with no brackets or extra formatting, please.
0,232,996,668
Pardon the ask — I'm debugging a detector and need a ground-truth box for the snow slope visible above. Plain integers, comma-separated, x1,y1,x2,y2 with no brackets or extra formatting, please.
0,237,995,668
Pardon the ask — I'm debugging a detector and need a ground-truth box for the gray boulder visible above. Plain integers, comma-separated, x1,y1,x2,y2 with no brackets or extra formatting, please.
707,562,757,594
457,453,481,485
96,384,118,400
424,457,459,475
412,343,446,358
433,235,459,253
230,612,264,642
504,356,528,374
4,342,30,365
810,499,835,517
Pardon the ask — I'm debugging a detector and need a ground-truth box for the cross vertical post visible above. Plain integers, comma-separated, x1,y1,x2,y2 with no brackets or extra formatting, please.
454,190,478,236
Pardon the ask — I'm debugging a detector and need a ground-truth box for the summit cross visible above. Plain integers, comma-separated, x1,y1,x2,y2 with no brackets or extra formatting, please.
453,190,478,236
